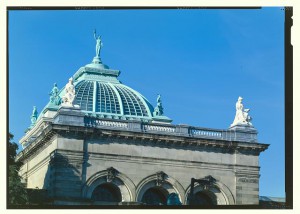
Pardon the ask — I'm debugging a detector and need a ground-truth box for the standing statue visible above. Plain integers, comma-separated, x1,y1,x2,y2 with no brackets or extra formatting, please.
231,96,252,127
62,77,76,107
31,106,38,125
153,94,164,116
94,29,103,58
157,94,161,104
49,83,61,106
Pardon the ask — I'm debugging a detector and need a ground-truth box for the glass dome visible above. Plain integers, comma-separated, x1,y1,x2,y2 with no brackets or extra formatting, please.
38,38,171,125
48,52,156,121
73,79,154,119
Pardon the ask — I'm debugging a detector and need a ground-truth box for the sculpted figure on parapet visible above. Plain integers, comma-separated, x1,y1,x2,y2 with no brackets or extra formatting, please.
49,83,61,106
62,77,76,106
231,96,252,127
153,94,164,116
31,106,38,124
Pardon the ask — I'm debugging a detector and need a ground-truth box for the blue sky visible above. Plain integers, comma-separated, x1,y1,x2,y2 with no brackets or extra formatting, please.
8,8,285,198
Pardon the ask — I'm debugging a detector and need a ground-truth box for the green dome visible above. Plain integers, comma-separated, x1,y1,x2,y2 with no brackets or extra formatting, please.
34,39,171,129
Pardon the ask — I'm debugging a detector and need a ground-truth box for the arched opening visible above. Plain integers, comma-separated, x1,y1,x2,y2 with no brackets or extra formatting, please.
141,187,168,205
193,191,215,205
91,183,122,202
184,179,235,205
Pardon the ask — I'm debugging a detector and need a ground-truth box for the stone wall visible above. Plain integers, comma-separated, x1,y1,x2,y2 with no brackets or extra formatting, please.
18,122,265,205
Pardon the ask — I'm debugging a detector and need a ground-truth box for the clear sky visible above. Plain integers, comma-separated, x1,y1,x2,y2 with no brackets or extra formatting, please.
8,8,285,198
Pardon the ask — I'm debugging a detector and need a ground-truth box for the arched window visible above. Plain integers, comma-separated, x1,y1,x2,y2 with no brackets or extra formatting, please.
193,192,214,205
91,183,122,202
141,187,167,205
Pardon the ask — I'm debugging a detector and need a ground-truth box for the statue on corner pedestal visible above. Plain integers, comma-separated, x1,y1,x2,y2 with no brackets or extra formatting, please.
153,94,164,117
231,96,252,127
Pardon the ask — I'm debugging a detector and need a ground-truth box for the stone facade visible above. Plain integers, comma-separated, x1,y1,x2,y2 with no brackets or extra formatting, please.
17,107,268,205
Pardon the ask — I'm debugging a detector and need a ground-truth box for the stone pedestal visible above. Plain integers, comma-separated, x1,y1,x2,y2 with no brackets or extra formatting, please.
152,115,172,124
229,124,257,132
53,105,85,126
229,124,258,143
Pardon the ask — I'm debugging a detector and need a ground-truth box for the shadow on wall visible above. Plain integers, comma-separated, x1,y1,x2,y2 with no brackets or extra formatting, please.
42,151,87,204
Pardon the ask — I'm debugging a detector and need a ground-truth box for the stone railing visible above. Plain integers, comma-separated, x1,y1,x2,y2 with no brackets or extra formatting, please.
190,128,222,138
144,124,176,133
83,117,258,143
94,120,128,128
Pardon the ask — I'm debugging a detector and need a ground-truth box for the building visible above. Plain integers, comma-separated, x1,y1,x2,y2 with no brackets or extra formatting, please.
16,34,269,205
259,196,286,208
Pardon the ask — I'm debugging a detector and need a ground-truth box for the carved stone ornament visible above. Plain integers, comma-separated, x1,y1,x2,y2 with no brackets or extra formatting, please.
231,96,253,127
107,167,118,183
200,175,216,190
156,171,166,186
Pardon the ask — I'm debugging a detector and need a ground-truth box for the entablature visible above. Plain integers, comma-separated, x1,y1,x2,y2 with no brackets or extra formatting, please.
17,117,269,163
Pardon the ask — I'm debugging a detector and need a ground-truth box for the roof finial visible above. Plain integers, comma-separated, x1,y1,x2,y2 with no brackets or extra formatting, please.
93,29,103,64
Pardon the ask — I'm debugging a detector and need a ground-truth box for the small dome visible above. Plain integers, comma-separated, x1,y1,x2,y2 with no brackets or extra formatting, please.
39,36,171,123
50,51,156,121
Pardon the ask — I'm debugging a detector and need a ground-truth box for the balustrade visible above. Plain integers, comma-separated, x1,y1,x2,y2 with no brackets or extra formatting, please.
83,117,257,143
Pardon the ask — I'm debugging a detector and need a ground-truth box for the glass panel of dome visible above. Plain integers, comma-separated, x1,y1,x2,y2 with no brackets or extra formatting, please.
75,81,94,111
119,86,147,116
115,86,131,115
95,82,121,114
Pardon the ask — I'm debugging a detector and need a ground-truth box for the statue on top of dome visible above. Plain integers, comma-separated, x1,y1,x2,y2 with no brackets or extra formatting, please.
94,29,103,58
49,83,61,106
153,94,164,117
62,77,76,107
231,96,252,127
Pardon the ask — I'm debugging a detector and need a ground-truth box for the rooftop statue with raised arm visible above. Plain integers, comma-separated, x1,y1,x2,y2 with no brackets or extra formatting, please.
94,29,103,58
